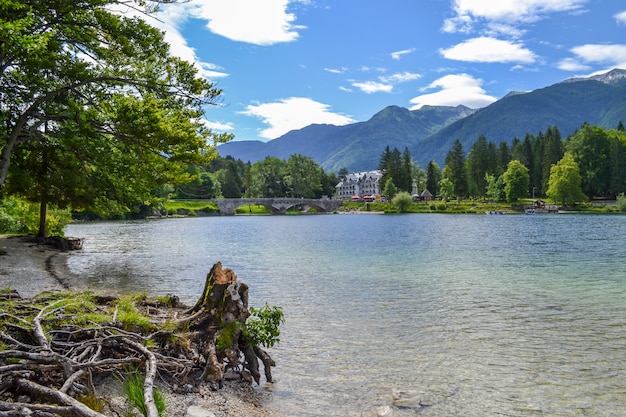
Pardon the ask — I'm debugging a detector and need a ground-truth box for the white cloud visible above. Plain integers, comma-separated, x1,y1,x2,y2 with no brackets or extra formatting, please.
109,3,228,80
351,81,393,94
409,74,497,110
557,57,592,72
440,37,536,63
324,67,346,74
391,48,416,60
379,72,422,84
614,10,626,24
189,0,305,45
443,0,587,34
240,97,355,139
202,120,234,131
566,44,626,69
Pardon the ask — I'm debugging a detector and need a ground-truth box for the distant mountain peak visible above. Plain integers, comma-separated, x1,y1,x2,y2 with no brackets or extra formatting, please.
563,68,626,85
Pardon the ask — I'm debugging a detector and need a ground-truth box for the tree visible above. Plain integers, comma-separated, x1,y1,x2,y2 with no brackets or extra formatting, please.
444,139,469,198
565,124,611,198
495,140,512,176
485,173,506,202
425,161,441,197
541,126,564,196
467,135,492,198
1,0,231,236
216,161,243,198
379,147,411,192
392,191,413,213
438,178,454,202
248,157,286,197
284,154,323,198
382,178,397,201
503,160,530,202
546,153,586,206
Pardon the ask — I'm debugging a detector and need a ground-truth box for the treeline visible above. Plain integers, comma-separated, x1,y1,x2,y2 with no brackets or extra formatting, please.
171,154,338,200
416,122,626,202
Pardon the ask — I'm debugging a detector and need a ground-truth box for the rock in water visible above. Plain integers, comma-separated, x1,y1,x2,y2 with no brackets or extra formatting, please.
391,389,430,408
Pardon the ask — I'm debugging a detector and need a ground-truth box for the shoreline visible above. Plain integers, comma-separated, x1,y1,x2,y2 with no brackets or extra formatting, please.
0,235,280,417
0,235,85,297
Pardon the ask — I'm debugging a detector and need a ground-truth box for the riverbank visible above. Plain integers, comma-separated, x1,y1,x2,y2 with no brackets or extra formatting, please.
0,235,280,417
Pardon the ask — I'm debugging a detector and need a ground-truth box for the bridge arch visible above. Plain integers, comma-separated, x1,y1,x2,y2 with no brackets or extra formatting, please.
211,198,342,216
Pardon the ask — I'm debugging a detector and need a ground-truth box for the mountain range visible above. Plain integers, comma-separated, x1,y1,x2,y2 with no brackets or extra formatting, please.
217,68,626,172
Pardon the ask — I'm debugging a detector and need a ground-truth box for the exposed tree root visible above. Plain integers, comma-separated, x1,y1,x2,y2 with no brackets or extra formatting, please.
0,262,279,416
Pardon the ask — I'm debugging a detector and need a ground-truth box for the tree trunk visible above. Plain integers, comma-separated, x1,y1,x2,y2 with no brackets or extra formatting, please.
38,197,48,238
188,262,274,387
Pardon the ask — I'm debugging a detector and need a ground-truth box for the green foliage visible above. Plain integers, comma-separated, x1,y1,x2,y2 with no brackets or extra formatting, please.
392,192,414,213
382,178,397,201
438,178,454,202
234,204,271,215
379,146,414,193
436,202,448,211
1,0,232,236
0,196,71,236
245,304,285,348
162,200,219,216
546,153,587,206
503,160,530,202
444,139,469,198
285,154,324,198
216,321,241,351
114,294,156,333
119,372,166,417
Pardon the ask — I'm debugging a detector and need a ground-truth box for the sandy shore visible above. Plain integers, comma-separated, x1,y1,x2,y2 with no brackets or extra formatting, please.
0,235,280,417
0,235,86,297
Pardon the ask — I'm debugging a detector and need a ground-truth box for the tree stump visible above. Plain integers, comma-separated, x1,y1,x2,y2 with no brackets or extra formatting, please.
186,262,275,387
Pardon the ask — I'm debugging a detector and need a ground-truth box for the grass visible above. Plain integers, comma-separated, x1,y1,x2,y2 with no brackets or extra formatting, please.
162,200,219,216
119,371,166,417
113,293,156,333
234,204,271,215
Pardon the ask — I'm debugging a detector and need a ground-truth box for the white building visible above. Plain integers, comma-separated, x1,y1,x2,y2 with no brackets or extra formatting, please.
335,170,382,199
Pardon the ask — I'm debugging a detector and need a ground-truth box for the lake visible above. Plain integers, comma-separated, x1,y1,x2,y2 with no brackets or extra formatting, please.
65,213,626,417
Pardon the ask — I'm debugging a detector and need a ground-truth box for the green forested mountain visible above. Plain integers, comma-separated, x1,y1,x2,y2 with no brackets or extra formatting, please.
412,68,626,166
218,105,474,172
218,68,626,172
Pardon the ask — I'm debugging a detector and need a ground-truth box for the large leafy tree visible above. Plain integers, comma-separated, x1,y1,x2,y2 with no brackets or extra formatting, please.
503,160,530,202
284,154,324,198
546,153,586,205
248,157,287,198
1,0,231,236
565,124,611,198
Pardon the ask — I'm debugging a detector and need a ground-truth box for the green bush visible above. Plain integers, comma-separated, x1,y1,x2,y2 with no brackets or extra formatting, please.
392,192,413,213
436,202,447,211
245,304,284,348
0,196,71,236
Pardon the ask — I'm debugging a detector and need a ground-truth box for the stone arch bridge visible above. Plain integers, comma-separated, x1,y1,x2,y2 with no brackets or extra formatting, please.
212,198,343,216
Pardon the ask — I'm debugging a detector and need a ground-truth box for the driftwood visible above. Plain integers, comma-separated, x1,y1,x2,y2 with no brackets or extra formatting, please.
0,262,278,417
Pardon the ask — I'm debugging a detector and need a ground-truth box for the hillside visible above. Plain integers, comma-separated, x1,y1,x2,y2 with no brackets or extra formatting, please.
218,105,474,172
217,68,626,171
412,68,626,166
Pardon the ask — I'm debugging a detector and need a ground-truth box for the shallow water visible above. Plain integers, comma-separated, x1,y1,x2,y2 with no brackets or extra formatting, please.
65,214,626,416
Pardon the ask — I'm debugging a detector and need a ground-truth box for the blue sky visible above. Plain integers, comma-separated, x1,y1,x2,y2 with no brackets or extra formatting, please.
126,0,626,142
